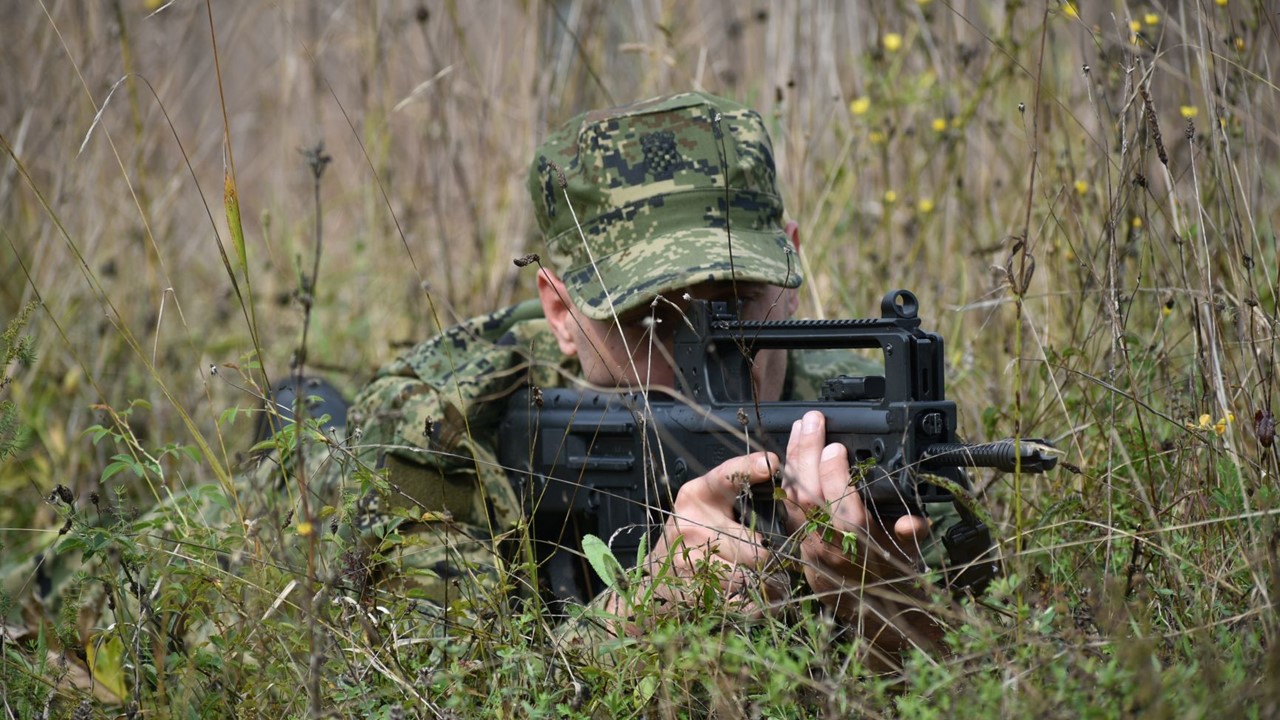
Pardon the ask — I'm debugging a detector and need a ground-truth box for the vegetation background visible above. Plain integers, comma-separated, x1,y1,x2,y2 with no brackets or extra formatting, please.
3,0,1279,716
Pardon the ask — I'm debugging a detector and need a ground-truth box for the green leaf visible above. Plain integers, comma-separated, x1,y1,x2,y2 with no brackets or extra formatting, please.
202,486,231,512
635,675,658,704
56,536,87,555
225,170,248,275
219,406,241,428
82,424,113,445
582,534,627,593
101,456,137,482
249,436,286,454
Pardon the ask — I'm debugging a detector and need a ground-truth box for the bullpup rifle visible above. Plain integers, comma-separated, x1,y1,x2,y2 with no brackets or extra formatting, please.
499,290,1056,604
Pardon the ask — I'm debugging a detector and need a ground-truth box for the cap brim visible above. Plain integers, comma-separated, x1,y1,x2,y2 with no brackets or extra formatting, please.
560,226,802,320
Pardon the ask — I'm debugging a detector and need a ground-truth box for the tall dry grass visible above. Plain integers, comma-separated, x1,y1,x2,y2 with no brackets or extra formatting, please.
3,0,1280,716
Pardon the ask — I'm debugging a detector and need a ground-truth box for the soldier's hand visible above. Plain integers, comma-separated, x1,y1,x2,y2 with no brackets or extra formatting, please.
618,451,785,622
781,410,943,666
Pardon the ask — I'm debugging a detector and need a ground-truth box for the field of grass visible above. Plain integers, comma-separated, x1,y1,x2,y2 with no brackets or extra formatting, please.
3,0,1279,716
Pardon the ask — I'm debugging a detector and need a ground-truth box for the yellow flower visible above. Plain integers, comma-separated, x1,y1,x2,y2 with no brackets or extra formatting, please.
1074,180,1088,196
1216,0,1227,5
850,96,871,116
1062,2,1079,19
297,521,314,537
1161,304,1172,318
1131,216,1144,229
883,190,898,204
1235,37,1246,52
1144,12,1159,25
1129,20,1141,33
931,117,947,133
1214,414,1234,435
1185,412,1234,434
917,0,933,4
1180,105,1199,119
869,130,887,144
917,198,936,214
883,33,904,52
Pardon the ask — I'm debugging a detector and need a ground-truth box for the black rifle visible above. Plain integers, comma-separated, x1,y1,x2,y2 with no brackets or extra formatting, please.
498,290,1056,605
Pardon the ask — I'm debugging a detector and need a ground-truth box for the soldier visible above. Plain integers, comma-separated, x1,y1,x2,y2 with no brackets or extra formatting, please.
343,91,940,658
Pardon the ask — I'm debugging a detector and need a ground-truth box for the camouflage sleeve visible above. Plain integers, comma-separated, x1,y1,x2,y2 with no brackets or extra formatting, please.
341,371,522,611
335,301,570,613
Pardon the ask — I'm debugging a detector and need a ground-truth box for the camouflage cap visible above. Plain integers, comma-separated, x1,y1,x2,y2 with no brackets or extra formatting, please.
528,92,802,320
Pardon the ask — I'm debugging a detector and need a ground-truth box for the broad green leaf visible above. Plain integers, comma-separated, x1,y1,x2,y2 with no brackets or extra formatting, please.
86,632,128,702
582,534,626,592
101,458,135,482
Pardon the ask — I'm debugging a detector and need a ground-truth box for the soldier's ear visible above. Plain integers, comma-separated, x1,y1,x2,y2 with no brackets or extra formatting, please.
537,269,580,356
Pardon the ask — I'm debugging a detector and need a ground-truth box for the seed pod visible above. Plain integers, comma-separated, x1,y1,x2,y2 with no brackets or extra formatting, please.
1140,88,1169,166
1255,409,1275,449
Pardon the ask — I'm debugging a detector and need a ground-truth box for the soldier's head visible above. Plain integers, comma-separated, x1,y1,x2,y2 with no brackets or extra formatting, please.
527,92,801,397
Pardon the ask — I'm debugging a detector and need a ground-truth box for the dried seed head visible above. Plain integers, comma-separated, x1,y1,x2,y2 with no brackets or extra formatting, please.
547,160,567,189
1256,410,1275,448
513,253,541,268
1140,88,1169,166
299,142,332,180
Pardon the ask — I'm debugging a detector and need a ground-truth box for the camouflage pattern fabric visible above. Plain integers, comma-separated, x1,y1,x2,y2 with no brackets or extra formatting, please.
530,92,802,320
338,299,575,608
